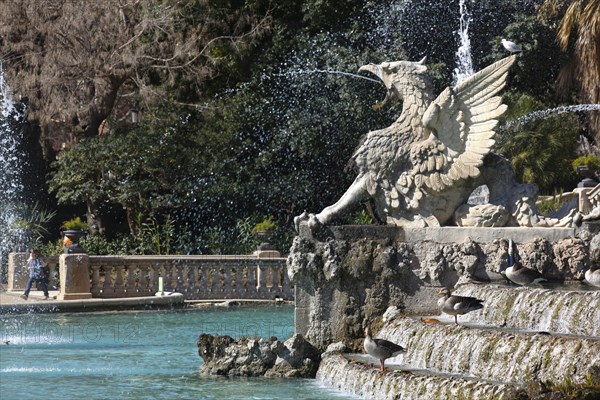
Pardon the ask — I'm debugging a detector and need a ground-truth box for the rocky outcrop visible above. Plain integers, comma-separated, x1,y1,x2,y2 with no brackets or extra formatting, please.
197,333,320,378
288,226,591,350
286,225,600,399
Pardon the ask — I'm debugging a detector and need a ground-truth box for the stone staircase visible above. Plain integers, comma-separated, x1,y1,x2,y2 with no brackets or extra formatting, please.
316,284,600,399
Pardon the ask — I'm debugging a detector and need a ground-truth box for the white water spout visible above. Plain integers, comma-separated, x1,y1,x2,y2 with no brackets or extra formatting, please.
453,0,474,84
0,63,26,270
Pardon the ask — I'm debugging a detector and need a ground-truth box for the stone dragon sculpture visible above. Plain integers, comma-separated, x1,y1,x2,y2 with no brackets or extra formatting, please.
296,55,578,230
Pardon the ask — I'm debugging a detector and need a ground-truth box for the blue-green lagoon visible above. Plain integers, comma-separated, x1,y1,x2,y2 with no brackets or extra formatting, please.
0,305,354,399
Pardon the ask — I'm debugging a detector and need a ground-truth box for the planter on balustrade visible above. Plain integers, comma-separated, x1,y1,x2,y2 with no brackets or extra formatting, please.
62,229,87,254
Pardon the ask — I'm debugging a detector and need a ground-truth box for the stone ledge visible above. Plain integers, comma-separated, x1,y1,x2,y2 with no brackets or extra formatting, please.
0,293,186,314
316,354,518,400
301,224,577,244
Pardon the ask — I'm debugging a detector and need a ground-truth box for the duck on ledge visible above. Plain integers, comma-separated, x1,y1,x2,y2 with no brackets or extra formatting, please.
363,326,405,371
505,261,546,286
437,287,484,326
585,264,600,288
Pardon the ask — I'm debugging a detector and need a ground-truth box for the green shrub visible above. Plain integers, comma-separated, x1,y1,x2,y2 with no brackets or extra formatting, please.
572,155,600,173
60,217,88,230
40,239,64,257
252,217,277,235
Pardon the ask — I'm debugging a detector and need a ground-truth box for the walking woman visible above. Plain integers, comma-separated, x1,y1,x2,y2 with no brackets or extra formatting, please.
20,249,49,300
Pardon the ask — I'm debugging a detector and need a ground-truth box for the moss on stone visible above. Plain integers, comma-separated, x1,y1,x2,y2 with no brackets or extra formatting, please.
542,348,552,369
480,342,495,363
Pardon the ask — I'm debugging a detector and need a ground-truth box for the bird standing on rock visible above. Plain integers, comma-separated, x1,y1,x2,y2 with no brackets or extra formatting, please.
502,38,522,53
505,262,546,286
363,326,405,371
585,264,600,288
437,287,484,326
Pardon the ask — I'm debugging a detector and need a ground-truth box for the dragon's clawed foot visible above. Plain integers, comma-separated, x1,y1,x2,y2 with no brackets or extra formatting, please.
294,211,322,232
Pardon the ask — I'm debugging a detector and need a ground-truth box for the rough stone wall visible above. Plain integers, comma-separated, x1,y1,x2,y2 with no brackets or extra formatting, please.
287,225,592,351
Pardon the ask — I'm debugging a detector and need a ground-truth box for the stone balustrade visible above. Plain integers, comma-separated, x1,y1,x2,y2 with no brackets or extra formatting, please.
7,254,60,291
7,252,292,301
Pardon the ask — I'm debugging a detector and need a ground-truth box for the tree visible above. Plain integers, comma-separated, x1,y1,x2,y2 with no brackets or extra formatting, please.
0,0,270,157
497,93,581,194
48,104,204,235
539,0,600,140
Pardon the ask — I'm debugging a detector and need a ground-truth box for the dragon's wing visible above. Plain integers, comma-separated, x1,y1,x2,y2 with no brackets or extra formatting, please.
414,55,516,192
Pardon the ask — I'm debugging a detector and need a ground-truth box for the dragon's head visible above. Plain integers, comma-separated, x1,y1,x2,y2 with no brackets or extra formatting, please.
359,57,429,110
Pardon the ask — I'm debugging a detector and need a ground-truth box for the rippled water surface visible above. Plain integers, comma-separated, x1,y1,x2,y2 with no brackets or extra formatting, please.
0,305,352,399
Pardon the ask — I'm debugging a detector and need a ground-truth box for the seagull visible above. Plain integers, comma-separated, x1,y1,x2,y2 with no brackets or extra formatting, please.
505,262,546,286
437,287,484,326
502,38,522,53
585,264,600,288
363,326,405,371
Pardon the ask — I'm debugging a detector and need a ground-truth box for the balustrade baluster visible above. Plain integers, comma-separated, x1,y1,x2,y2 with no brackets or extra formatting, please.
275,265,284,290
148,266,157,294
183,264,193,296
197,265,209,298
169,264,178,292
222,263,233,297
90,264,101,296
187,264,196,297
195,263,203,296
137,265,150,295
102,265,113,296
234,266,244,294
113,265,126,296
126,264,137,295
246,264,257,298
257,263,268,294
281,265,293,298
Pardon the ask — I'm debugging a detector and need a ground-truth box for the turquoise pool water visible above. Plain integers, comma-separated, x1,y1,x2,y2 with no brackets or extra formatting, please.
0,305,353,399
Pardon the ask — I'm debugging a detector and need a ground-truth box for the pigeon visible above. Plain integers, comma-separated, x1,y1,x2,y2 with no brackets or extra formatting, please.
363,326,405,371
502,39,522,53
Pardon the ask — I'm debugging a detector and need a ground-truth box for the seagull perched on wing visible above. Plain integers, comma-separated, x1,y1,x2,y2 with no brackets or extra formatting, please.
502,38,522,53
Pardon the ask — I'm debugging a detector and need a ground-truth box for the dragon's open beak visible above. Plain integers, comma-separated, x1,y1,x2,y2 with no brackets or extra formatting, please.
358,64,391,110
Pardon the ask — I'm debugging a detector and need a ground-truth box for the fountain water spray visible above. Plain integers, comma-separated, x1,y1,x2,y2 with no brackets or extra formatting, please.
507,239,513,268
268,68,380,84
453,0,474,84
0,63,26,281
505,104,600,129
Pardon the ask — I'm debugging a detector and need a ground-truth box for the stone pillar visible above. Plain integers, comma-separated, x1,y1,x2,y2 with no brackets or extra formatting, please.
573,186,594,214
7,253,28,291
253,249,281,258
58,254,93,300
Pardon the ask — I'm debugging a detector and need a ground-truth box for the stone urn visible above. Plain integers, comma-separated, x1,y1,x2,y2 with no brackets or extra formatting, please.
576,165,598,188
62,229,86,253
255,230,276,251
